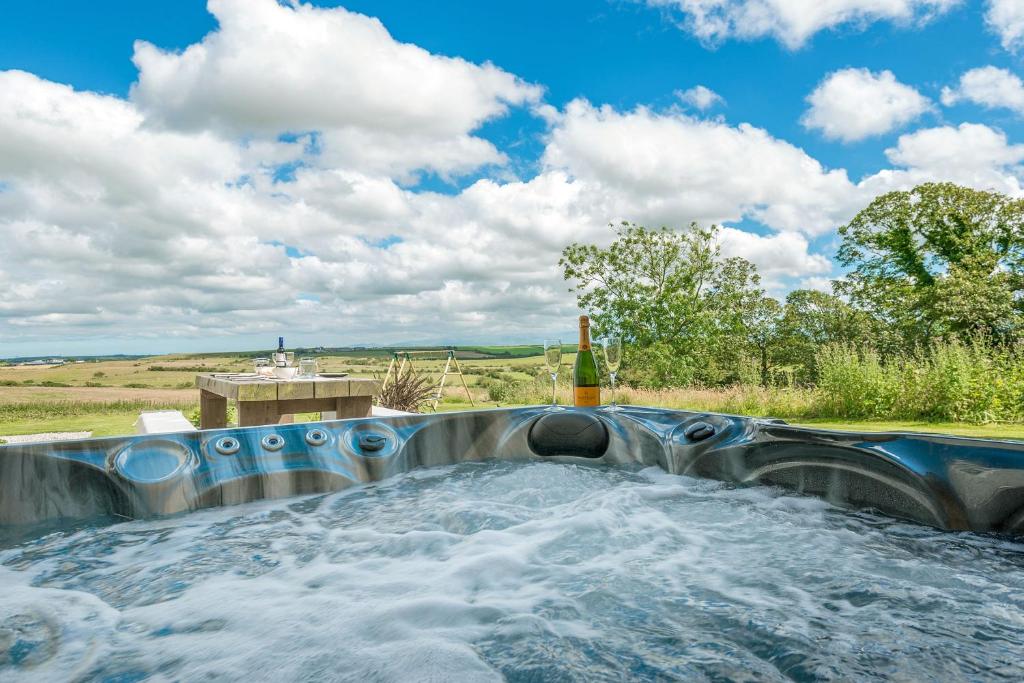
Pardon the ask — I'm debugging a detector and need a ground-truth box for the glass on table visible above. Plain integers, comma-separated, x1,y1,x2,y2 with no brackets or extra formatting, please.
297,357,318,379
253,357,272,377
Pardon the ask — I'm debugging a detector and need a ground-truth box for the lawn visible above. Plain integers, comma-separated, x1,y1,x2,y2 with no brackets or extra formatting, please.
789,419,1024,441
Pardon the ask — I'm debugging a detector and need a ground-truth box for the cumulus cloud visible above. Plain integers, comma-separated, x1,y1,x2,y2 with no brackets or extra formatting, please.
986,0,1024,53
941,66,1024,115
802,68,932,142
542,100,857,235
675,85,725,110
645,0,961,49
719,228,832,291
130,0,541,180
859,123,1024,196
5,1,1024,352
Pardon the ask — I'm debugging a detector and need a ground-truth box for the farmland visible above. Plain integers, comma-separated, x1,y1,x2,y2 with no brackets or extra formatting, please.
2,347,1023,441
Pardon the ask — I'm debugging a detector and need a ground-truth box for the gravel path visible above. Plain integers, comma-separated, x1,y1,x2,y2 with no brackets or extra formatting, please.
1,431,92,444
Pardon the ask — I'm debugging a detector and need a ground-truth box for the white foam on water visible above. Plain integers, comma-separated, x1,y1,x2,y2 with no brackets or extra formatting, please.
2,461,1024,681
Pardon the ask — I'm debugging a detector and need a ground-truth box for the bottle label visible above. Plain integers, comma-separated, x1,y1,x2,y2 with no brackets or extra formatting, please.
574,386,600,407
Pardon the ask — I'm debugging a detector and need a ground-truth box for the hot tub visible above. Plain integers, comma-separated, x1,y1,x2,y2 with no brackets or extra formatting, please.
3,407,1024,680
2,406,1023,533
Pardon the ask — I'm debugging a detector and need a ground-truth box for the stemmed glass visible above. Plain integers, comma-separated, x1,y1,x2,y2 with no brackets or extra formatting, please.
543,339,563,410
603,336,622,411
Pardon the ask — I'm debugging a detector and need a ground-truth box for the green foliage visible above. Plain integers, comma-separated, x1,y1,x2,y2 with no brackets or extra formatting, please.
560,221,719,348
561,221,785,387
814,339,1024,423
837,182,1024,347
774,289,875,384
486,381,516,403
620,342,697,388
186,405,237,428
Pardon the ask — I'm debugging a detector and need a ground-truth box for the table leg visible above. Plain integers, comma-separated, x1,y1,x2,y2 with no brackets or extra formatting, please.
335,396,372,419
200,389,227,430
238,401,281,427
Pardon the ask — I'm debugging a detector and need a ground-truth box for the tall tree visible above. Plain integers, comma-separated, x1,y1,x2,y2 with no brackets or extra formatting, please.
837,182,1024,347
775,289,873,382
559,221,719,348
708,257,783,386
560,222,773,387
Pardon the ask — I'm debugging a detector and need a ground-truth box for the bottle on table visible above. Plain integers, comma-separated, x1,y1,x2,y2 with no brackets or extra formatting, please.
573,315,601,407
274,336,287,368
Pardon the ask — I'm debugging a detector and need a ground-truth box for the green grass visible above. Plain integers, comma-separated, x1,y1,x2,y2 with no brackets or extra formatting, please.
0,413,139,438
791,419,1024,441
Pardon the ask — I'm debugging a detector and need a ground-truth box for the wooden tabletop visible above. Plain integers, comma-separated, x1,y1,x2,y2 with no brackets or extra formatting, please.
195,373,380,402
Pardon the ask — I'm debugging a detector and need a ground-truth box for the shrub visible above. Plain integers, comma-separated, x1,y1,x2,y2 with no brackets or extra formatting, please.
619,342,697,389
812,338,1024,423
487,381,516,404
376,372,437,413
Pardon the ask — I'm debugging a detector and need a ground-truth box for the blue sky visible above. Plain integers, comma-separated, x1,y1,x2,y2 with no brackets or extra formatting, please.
2,0,1023,356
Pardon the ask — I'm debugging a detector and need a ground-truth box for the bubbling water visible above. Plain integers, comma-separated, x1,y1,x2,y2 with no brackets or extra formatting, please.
2,461,1024,681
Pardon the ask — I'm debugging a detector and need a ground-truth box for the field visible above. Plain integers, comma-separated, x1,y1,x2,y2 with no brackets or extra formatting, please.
2,348,1023,441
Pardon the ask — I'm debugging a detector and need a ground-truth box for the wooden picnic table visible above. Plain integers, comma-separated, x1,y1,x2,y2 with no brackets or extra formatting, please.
195,373,380,429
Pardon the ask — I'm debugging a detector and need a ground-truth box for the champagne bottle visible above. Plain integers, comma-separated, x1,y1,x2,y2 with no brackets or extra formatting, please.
573,315,601,407
275,336,287,367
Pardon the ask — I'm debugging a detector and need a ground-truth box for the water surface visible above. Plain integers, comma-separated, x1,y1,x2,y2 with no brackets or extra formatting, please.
2,461,1023,681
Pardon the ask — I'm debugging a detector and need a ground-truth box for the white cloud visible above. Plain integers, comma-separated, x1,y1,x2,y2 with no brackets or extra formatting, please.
675,85,725,110
646,0,961,49
541,99,857,235
798,276,835,292
858,123,1024,196
941,66,1024,115
884,122,1024,171
130,0,541,180
802,68,932,142
986,0,1024,53
5,3,1024,353
718,228,832,290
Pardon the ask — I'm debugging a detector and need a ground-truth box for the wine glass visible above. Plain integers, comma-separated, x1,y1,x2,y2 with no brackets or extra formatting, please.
543,339,563,409
603,336,622,410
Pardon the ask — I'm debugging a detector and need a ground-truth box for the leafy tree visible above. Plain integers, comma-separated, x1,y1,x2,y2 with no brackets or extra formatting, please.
707,257,783,386
559,221,718,349
775,289,874,383
560,222,773,387
837,182,1024,347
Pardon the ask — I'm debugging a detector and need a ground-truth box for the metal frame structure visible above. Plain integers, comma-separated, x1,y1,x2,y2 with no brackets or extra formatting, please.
381,349,474,411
